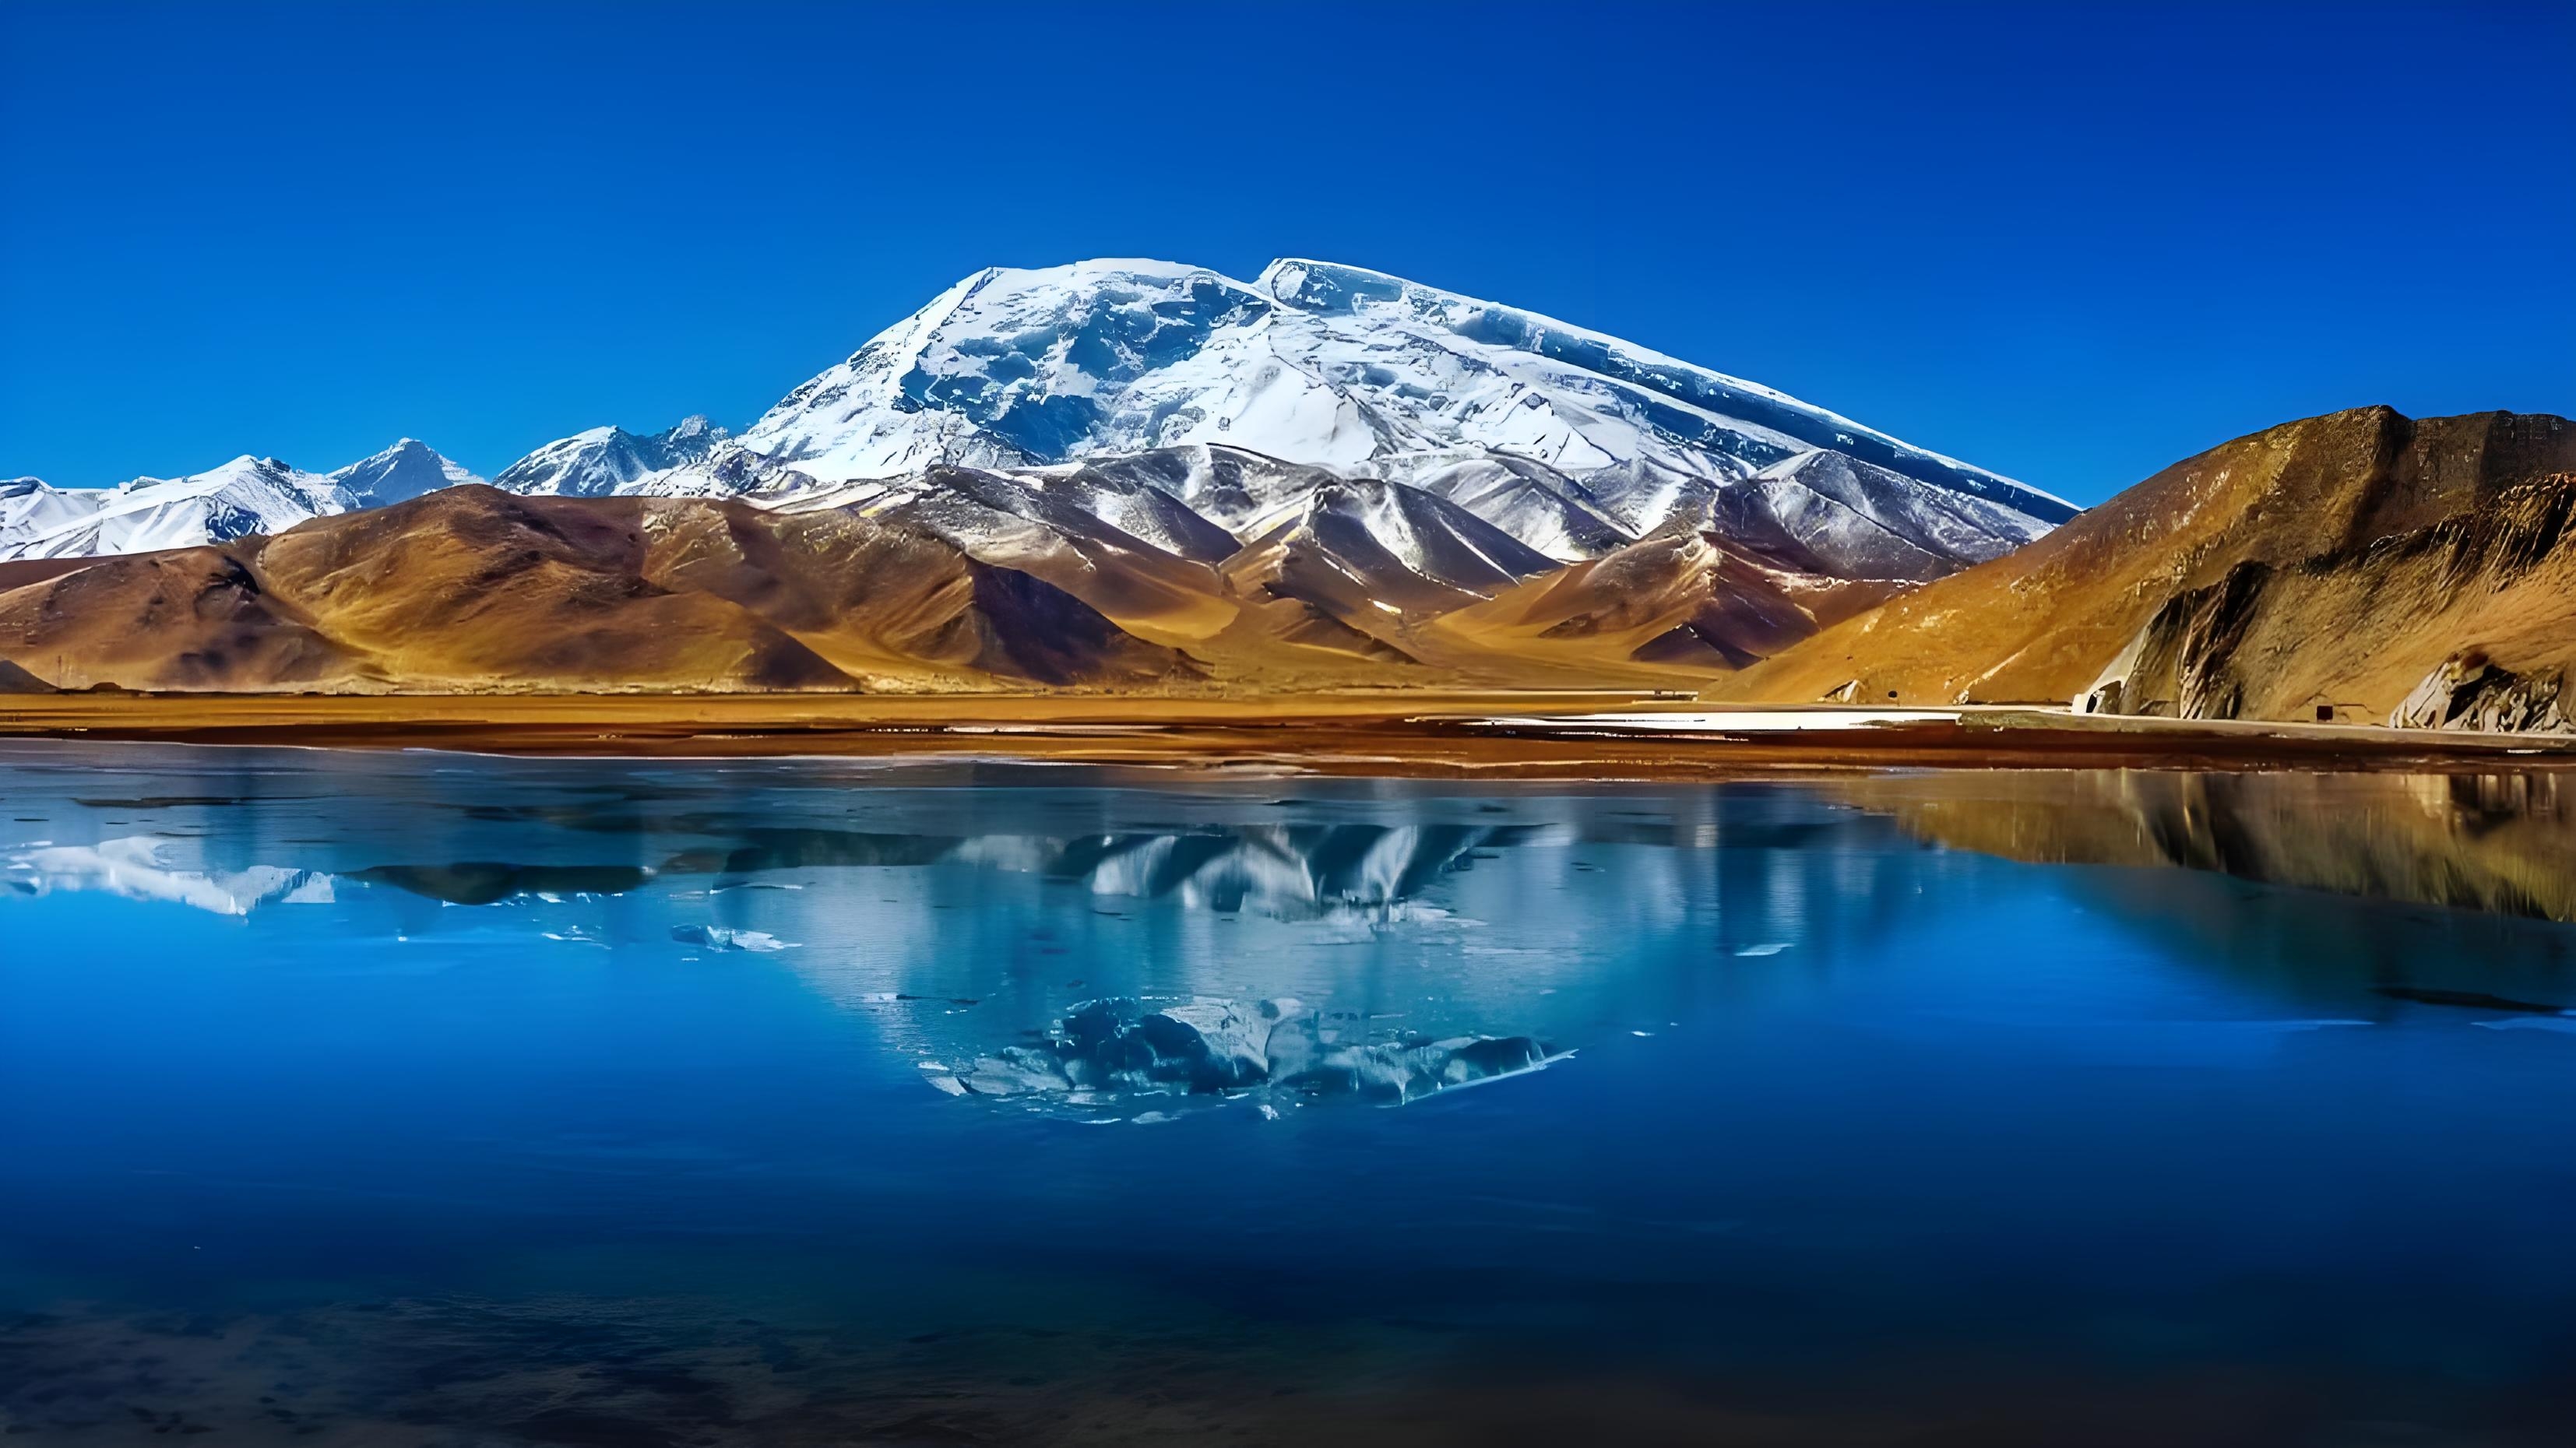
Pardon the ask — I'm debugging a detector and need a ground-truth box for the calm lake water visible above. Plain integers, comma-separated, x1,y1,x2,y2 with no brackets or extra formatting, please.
3,741,2574,1446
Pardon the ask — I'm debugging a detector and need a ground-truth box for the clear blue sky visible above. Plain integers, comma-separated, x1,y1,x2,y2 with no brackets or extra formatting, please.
3,2,2568,503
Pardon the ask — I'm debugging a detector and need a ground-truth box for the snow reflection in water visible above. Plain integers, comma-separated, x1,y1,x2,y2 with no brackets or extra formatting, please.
8,744,2576,1444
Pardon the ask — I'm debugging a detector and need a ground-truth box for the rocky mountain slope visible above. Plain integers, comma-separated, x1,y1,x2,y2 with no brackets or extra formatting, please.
1718,408,2576,728
0,455,1919,694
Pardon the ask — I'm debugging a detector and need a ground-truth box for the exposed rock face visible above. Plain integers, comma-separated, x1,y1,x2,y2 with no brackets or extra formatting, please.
2069,472,2576,728
2075,561,2274,720
1724,409,2576,728
2391,652,2569,733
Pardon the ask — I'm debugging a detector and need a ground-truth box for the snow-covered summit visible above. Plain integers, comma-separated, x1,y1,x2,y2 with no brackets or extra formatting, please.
0,456,355,563
0,442,486,564
734,256,2074,550
330,438,485,506
491,416,733,497
9,258,2069,585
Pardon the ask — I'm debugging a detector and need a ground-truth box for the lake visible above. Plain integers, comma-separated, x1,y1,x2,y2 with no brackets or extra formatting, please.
3,742,2574,1446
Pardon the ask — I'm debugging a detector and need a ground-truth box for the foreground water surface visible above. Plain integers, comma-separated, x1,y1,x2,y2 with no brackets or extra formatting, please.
3,742,2574,1446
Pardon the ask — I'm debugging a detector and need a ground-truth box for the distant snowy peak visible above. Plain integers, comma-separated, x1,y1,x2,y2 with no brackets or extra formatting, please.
0,456,354,564
735,256,2073,543
330,438,484,506
3,476,102,553
492,416,731,497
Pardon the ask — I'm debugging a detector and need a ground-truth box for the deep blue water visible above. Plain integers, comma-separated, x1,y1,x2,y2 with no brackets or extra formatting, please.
3,743,2574,1446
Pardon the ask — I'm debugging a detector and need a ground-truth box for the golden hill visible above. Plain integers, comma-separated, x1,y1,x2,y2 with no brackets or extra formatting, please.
1716,408,2576,724
0,487,1191,693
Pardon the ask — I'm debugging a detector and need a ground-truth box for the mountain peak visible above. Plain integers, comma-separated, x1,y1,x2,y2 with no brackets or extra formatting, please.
1258,257,1409,314
491,416,733,497
329,438,484,507
735,255,2068,536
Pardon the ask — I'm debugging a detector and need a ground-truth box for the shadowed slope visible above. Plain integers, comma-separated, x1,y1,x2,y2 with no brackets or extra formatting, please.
625,501,1187,687
248,488,853,691
0,488,1200,693
1434,532,1906,674
0,548,366,691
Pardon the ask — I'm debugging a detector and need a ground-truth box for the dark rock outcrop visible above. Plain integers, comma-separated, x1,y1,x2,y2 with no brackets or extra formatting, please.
2391,651,2569,733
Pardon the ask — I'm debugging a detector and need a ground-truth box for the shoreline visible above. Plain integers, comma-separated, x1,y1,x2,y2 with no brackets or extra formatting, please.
4,692,2571,776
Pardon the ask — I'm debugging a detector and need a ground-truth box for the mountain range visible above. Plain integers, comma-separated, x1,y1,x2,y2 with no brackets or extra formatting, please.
1,258,2567,729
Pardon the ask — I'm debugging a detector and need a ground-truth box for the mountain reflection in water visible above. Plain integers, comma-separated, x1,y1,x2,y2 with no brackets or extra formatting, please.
1839,768,2576,922
5,743,2576,1445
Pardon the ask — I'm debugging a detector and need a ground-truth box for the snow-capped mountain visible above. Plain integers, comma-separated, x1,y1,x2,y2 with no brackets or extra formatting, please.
491,416,730,497
331,438,486,506
0,456,354,563
2,477,103,554
1,441,487,564
734,258,2075,557
9,258,2070,626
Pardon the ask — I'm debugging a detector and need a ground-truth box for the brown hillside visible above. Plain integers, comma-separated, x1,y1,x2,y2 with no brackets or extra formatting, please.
1718,409,2576,709
2104,473,2576,725
1432,532,1905,676
0,548,368,691
0,487,1199,693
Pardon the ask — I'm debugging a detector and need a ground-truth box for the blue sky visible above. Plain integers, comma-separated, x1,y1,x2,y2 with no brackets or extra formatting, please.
2,2,2567,504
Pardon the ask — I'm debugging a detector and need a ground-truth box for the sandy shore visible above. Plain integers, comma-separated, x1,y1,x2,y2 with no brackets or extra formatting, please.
4,691,2571,776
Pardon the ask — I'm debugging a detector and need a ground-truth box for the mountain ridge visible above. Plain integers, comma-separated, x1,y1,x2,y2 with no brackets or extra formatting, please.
1714,406,2576,728
4,258,2058,592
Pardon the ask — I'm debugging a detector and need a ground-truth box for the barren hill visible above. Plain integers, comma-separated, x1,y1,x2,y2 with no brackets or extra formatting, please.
1716,408,2576,725
0,487,1193,693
